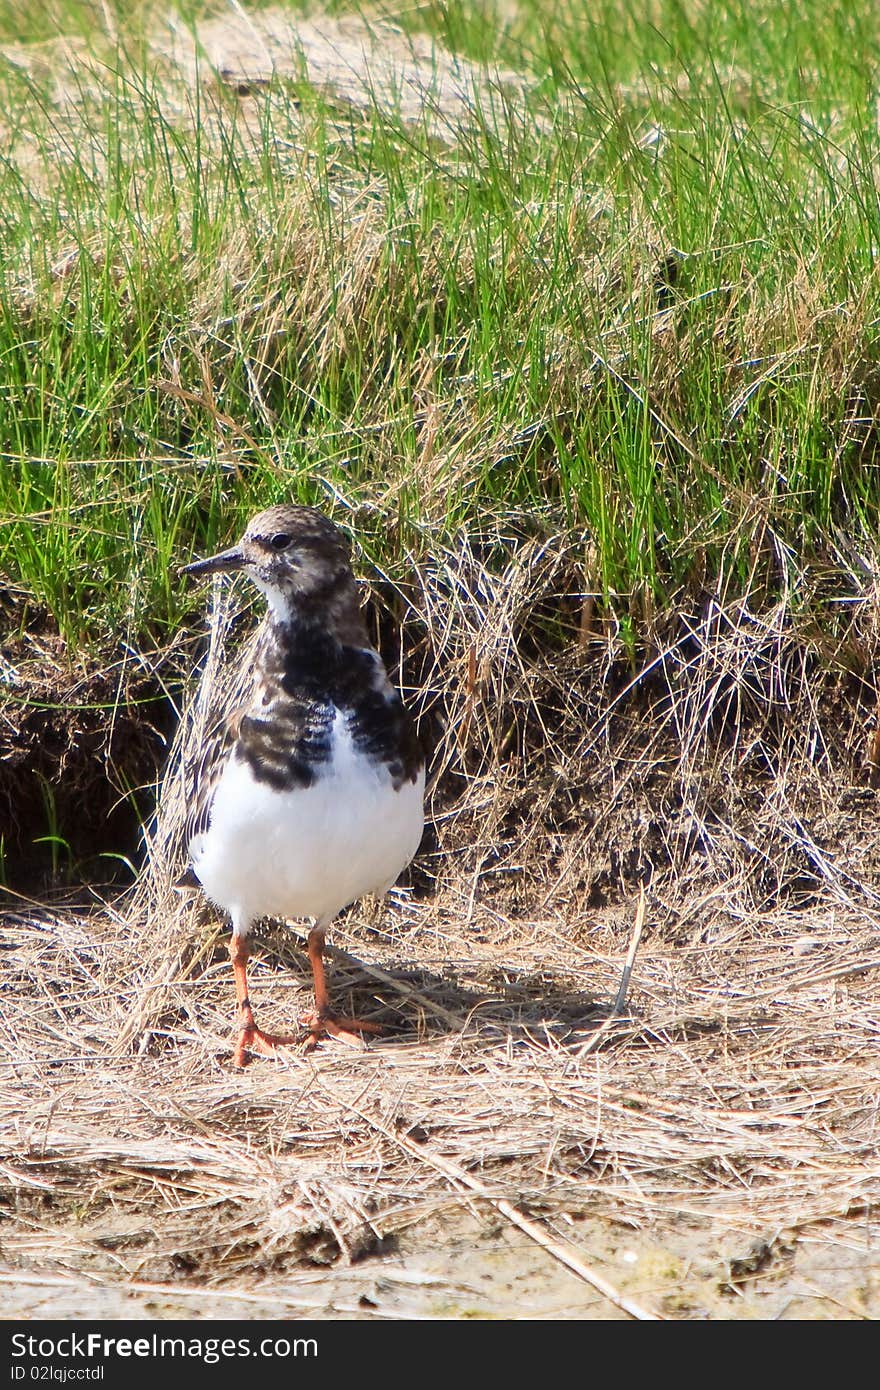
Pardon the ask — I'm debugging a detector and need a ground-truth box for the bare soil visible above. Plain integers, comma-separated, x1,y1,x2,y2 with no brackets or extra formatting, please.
156,7,534,131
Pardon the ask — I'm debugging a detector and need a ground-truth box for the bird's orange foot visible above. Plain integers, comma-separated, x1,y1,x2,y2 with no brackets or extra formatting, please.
232,1023,299,1068
300,1008,383,1052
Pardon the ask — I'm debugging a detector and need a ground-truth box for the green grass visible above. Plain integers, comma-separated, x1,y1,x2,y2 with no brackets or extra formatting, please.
1,0,880,649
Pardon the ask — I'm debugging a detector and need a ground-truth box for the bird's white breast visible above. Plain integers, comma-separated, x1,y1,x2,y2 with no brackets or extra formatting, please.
190,708,424,931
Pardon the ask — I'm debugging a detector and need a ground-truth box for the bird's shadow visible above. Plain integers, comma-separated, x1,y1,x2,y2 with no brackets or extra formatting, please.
250,922,618,1050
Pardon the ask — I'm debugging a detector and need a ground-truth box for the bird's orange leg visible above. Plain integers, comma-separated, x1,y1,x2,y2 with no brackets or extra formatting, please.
229,936,298,1067
301,927,383,1051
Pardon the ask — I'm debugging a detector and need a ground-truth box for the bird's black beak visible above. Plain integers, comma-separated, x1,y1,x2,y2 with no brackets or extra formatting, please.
181,545,247,578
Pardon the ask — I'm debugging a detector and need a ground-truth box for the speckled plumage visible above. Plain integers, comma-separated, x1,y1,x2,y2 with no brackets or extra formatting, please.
181,504,425,1063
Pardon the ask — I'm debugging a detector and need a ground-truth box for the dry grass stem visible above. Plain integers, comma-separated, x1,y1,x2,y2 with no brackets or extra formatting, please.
390,1129,662,1320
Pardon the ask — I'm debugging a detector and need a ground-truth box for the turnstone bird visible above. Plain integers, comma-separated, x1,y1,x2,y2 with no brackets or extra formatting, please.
182,504,425,1066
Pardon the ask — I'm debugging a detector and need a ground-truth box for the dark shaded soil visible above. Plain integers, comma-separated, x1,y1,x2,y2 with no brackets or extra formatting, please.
0,588,176,891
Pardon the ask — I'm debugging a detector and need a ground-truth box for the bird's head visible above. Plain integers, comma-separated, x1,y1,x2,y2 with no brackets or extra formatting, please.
183,504,359,626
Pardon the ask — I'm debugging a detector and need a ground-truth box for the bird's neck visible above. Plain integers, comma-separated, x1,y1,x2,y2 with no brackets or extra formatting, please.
261,576,371,653
256,602,377,704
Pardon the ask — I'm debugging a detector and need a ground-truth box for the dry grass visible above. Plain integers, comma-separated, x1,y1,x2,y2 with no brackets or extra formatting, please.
3,892,880,1317
4,548,880,1318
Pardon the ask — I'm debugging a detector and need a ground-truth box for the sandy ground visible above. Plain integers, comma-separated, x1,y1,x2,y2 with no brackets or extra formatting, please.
157,7,533,128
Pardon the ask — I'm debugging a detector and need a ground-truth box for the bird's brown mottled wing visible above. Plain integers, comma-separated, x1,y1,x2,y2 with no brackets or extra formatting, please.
183,705,246,854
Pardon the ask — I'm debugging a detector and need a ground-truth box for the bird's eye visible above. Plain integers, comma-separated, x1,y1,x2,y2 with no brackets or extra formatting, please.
269,533,292,551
